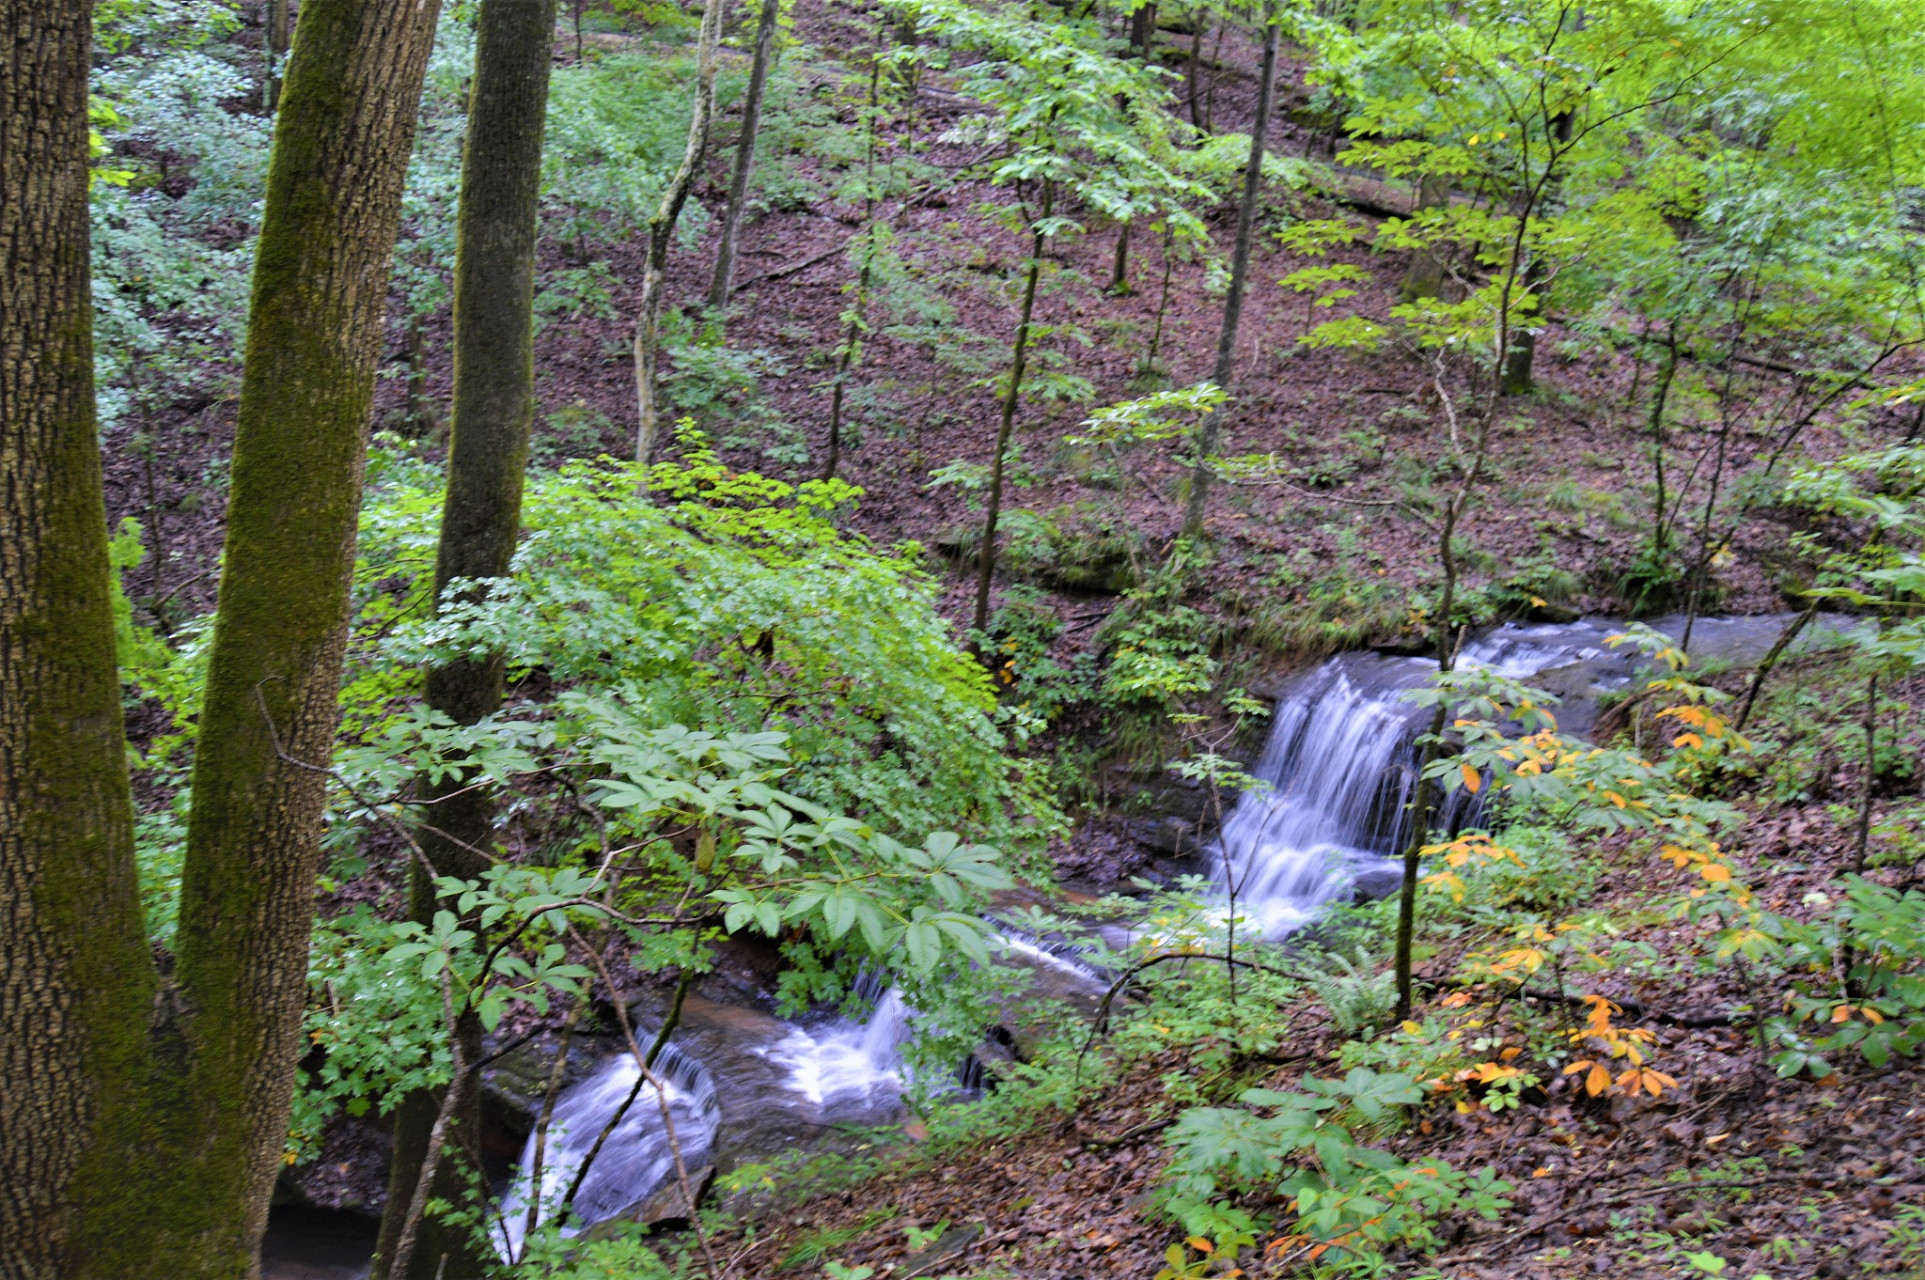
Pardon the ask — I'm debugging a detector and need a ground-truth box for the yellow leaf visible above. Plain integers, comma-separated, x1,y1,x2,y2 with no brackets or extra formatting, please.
1700,864,1731,883
1401,1020,1424,1035
1585,1063,1612,1096
1461,763,1482,793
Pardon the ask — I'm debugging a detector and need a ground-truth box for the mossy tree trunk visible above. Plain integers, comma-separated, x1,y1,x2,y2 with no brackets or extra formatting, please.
1399,174,1450,302
708,0,782,310
372,2,557,1275
0,3,158,1274
152,0,443,1271
1180,9,1279,542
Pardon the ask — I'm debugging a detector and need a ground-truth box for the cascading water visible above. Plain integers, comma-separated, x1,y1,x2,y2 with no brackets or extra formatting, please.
493,1040,719,1257
1215,622,1633,937
757,984,913,1117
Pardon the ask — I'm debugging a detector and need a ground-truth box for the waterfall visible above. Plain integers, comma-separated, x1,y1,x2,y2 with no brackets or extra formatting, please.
757,983,913,1116
1216,623,1612,937
493,1039,719,1257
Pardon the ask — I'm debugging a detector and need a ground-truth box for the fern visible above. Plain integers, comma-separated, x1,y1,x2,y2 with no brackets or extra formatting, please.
1307,947,1398,1036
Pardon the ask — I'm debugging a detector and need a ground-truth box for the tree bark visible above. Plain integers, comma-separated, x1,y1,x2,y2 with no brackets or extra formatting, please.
1399,173,1449,302
264,0,291,110
634,0,726,475
971,194,1049,640
0,4,157,1274
155,0,443,1271
1180,10,1279,541
708,0,781,309
371,3,557,1276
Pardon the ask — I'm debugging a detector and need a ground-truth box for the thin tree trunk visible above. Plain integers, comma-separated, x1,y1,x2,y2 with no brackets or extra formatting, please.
634,0,726,476
1109,219,1131,294
1498,110,1571,396
155,0,443,1270
822,50,883,483
1393,706,1446,1020
405,314,433,435
372,2,556,1275
1854,671,1879,875
1186,18,1205,129
1181,10,1279,541
821,299,864,483
1734,598,1819,734
1,3,157,1273
971,195,1050,640
264,0,291,110
708,0,781,309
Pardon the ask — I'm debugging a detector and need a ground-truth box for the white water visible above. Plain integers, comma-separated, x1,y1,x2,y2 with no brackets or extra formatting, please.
755,986,912,1115
493,1040,718,1257
1215,623,1617,937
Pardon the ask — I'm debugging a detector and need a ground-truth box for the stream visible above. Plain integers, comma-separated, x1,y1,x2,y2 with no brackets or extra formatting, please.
266,612,1851,1275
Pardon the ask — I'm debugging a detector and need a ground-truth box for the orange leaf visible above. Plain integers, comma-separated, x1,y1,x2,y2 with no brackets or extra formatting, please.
1700,864,1732,883
1832,1004,1852,1024
1186,1237,1214,1254
1586,1063,1612,1096
1461,762,1482,793
1499,1046,1522,1062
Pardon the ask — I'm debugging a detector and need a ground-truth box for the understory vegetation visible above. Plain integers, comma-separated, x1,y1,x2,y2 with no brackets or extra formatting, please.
14,0,1925,1277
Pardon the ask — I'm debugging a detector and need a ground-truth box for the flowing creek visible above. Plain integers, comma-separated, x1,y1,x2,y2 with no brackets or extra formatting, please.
266,613,1853,1275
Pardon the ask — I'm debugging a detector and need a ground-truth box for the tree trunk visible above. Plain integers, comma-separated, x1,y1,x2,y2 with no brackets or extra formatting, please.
155,0,443,1271
1399,173,1449,302
708,0,781,309
371,3,556,1276
971,212,1048,639
633,0,726,475
1,4,157,1274
1499,256,1542,395
264,0,291,110
1109,219,1131,294
1180,11,1279,541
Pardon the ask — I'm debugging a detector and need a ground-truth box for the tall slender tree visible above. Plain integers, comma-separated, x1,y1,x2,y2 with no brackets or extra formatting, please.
1,3,156,1275
1179,6,1278,542
708,0,783,309
634,0,727,472
372,1,559,1274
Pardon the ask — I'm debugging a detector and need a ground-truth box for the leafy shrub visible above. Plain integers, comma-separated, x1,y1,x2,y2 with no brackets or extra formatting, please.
355,434,1059,861
1163,1068,1512,1262
1762,878,1925,1075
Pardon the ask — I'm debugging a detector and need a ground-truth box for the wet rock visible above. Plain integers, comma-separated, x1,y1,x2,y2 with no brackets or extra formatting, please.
634,1164,715,1228
1128,815,1200,857
1349,860,1405,901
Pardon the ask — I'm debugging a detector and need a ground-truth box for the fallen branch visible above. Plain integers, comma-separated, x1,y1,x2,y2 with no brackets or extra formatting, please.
1079,1115,1177,1148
